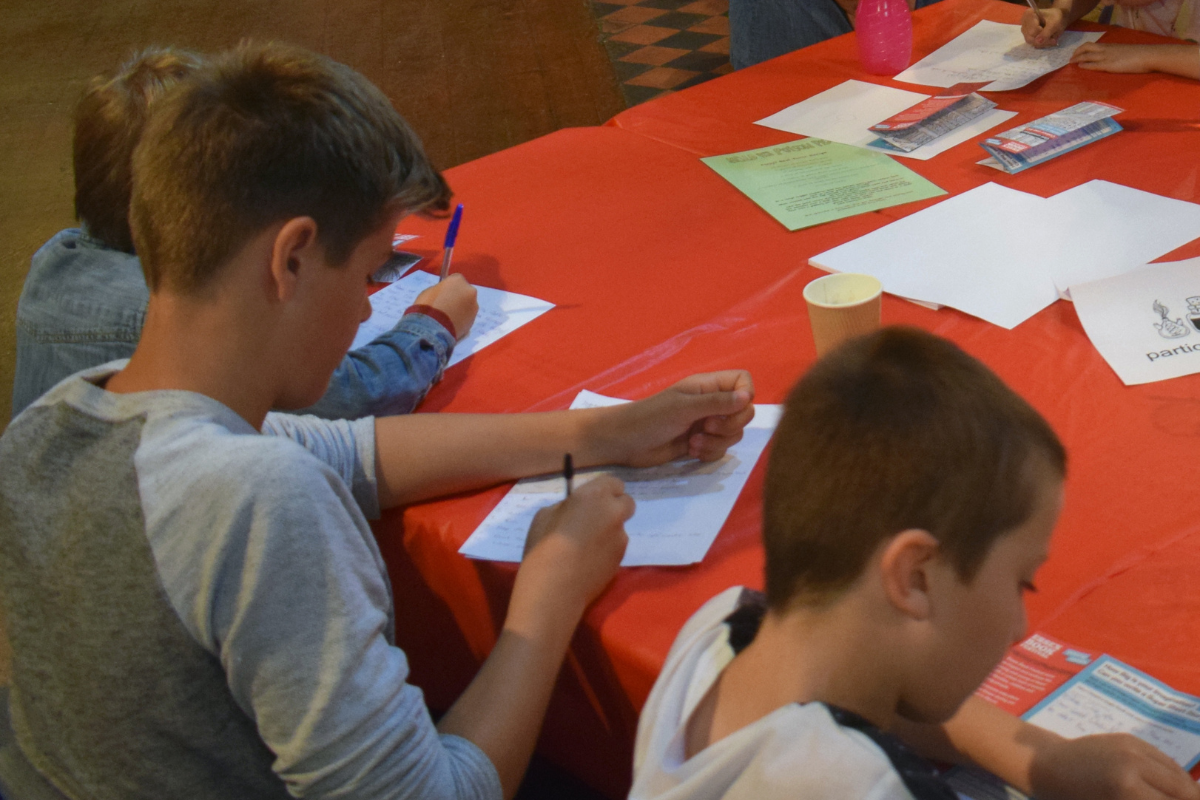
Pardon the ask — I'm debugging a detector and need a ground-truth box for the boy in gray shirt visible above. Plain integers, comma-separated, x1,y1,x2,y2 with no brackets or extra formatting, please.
0,42,757,800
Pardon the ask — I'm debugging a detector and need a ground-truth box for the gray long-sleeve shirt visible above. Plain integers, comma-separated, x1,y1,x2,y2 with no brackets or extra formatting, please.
0,363,501,800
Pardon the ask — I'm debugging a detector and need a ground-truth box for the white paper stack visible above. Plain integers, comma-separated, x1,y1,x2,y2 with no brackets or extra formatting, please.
809,180,1200,330
1043,182,1200,297
811,183,1058,329
755,80,1016,161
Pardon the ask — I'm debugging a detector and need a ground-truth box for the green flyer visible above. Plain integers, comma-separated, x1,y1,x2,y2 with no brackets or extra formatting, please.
702,138,946,231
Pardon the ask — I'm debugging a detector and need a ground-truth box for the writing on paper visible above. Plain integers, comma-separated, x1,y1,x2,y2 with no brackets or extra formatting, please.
459,391,782,567
895,20,1103,91
352,271,555,367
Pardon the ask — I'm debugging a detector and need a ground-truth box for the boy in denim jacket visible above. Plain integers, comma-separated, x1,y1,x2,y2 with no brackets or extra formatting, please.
12,47,477,420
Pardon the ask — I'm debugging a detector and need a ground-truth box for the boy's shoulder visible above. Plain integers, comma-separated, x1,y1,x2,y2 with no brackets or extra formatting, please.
633,588,945,800
19,227,149,333
734,703,918,799
6,366,364,514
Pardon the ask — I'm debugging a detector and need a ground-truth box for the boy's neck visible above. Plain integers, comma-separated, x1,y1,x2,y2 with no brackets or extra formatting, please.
106,288,280,430
686,593,904,757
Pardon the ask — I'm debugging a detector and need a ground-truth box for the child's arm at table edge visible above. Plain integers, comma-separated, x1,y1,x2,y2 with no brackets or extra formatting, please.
893,695,1200,800
372,370,755,508
1071,42,1200,79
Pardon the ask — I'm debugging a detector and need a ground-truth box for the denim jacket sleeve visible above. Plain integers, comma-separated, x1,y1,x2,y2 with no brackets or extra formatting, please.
296,311,456,420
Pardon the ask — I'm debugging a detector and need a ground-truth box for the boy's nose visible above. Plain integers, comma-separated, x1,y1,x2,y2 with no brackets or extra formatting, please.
360,294,373,323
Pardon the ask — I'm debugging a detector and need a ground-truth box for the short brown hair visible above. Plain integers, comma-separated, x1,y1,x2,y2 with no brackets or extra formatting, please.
763,327,1065,609
130,42,451,294
73,47,204,253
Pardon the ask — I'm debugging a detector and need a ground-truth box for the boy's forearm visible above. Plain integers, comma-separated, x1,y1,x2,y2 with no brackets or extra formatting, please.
372,407,616,508
372,370,753,507
435,590,583,799
940,696,1050,793
891,696,1048,793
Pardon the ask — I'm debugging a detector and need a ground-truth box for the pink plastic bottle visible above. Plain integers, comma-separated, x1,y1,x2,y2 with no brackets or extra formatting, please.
856,0,913,75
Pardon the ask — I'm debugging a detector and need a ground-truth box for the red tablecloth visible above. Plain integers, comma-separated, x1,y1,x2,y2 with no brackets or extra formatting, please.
379,2,1200,795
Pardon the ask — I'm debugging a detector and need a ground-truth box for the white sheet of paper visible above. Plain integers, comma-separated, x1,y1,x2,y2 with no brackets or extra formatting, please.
1043,181,1200,297
459,391,783,567
895,20,1103,91
755,80,1016,160
810,182,1060,329
1071,258,1200,385
351,271,554,367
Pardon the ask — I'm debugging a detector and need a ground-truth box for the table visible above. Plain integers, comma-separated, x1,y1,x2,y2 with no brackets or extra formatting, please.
377,3,1200,795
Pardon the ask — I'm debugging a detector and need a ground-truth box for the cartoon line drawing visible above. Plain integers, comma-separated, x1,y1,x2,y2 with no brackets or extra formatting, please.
1187,296,1200,332
1153,300,1191,340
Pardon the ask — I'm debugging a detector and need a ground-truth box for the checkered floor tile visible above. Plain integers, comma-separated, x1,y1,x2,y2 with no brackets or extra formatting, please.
590,0,731,106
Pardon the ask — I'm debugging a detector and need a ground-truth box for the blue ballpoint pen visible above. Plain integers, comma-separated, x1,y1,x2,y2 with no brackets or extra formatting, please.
439,204,464,281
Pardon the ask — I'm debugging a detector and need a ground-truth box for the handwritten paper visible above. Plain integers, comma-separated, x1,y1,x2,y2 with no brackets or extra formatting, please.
1071,258,1200,386
459,391,782,567
947,636,1200,800
352,270,554,367
702,139,945,231
755,80,1016,161
810,182,1060,329
1025,657,1200,769
895,20,1103,91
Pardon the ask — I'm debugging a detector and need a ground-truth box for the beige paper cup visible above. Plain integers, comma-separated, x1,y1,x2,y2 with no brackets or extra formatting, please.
803,273,883,357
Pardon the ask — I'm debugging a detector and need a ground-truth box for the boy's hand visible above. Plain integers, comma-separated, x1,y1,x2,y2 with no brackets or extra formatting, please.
1071,42,1155,73
510,476,633,623
1031,733,1200,800
414,273,478,340
1022,7,1068,47
596,371,755,468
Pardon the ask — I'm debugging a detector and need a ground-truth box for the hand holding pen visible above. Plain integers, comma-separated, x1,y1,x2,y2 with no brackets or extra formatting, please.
439,203,464,282
1026,0,1046,28
1022,0,1068,47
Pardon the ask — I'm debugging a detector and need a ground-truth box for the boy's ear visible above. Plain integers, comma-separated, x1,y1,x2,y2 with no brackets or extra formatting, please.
878,530,941,620
267,217,321,302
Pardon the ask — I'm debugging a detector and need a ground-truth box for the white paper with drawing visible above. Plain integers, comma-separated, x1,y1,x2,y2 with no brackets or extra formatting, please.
755,80,1016,160
895,20,1103,91
1071,258,1200,386
352,270,554,366
459,391,782,567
